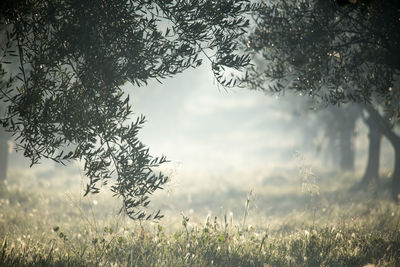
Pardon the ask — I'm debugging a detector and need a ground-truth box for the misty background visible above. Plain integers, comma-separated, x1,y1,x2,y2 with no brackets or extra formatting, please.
6,60,394,198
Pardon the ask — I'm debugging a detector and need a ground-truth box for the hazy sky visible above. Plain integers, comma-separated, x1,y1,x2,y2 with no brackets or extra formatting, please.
127,62,303,177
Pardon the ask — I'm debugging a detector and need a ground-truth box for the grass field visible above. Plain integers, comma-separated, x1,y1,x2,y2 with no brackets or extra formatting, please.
1,165,399,266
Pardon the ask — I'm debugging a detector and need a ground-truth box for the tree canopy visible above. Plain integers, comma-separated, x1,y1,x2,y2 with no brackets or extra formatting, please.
243,0,400,198
0,0,256,220
245,0,399,112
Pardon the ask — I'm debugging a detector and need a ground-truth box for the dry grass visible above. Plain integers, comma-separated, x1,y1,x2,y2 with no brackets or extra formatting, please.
0,166,399,266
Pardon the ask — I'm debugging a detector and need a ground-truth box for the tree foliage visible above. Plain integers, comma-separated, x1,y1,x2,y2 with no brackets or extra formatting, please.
0,0,256,220
244,0,399,115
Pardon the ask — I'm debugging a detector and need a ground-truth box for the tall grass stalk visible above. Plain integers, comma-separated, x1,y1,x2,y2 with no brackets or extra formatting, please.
242,189,253,230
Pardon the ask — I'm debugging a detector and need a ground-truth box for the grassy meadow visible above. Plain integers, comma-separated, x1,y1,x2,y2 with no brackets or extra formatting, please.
0,163,400,266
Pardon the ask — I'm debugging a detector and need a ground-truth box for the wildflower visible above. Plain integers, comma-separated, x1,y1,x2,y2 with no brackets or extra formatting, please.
312,229,317,235
335,233,343,240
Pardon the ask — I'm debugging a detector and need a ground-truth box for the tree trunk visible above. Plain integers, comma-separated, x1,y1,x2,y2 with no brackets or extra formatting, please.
360,117,381,186
339,113,356,171
0,128,8,188
323,105,358,171
363,104,400,200
392,139,400,201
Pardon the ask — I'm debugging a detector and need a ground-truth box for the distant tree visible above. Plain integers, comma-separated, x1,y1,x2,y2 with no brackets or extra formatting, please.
360,110,382,185
284,97,360,172
0,0,255,219
316,105,360,172
244,0,400,198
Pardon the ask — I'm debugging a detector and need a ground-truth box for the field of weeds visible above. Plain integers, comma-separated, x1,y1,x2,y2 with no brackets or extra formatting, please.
1,166,399,266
